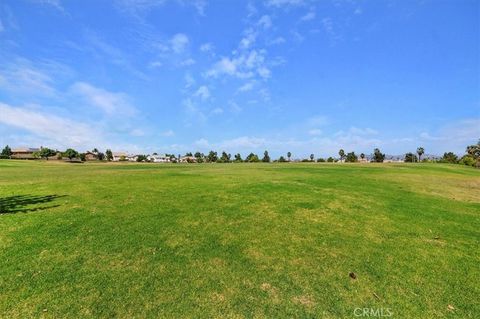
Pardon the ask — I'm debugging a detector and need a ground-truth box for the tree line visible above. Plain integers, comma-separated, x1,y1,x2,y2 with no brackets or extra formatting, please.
1,141,479,167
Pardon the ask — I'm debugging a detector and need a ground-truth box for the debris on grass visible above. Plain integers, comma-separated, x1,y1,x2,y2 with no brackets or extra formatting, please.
447,304,455,311
349,272,357,279
373,292,381,300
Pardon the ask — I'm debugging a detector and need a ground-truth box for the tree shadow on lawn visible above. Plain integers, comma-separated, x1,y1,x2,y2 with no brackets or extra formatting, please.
0,194,66,215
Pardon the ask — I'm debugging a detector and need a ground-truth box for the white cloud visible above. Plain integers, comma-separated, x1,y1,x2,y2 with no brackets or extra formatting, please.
300,10,316,22
171,33,189,53
205,49,270,80
193,85,211,100
180,58,196,66
0,102,103,149
354,8,362,15
32,0,64,11
211,107,223,115
240,28,257,49
238,81,255,92
268,37,286,45
70,82,136,116
308,129,322,136
0,59,57,96
161,129,175,137
257,15,272,29
183,98,207,123
130,128,145,136
200,42,214,53
184,73,195,88
265,0,304,7
149,61,163,68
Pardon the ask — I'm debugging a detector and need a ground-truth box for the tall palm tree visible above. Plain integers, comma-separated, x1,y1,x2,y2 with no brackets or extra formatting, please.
310,154,314,162
417,147,425,162
287,152,292,162
339,149,345,161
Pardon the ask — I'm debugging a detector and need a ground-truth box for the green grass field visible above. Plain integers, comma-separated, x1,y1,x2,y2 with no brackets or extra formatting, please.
0,160,478,318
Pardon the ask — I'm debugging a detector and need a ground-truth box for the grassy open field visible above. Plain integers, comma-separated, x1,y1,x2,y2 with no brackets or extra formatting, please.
0,160,479,318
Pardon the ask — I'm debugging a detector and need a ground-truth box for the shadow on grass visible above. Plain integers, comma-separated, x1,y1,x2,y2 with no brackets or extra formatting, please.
0,194,66,215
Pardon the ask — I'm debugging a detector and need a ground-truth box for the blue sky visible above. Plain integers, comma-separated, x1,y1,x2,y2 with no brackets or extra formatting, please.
0,0,478,157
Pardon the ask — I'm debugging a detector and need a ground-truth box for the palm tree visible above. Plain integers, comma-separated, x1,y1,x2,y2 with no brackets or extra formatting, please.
360,153,365,160
417,147,425,162
339,149,345,161
310,154,314,162
287,152,292,162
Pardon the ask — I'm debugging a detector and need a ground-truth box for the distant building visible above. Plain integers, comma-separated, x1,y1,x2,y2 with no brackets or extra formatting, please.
180,156,196,163
112,152,128,161
85,151,99,161
10,147,40,160
148,154,171,163
358,158,368,163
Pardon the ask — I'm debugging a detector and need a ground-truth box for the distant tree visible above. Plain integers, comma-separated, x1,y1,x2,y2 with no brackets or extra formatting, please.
136,155,148,162
234,153,243,162
1,145,12,159
404,152,418,163
372,148,385,163
360,153,365,160
194,152,204,163
466,140,480,158
345,152,358,162
185,152,193,157
207,151,218,163
246,153,260,162
97,152,105,161
39,147,56,160
106,149,113,161
339,149,345,161
262,150,271,163
327,157,334,163
64,148,79,160
79,153,86,161
316,158,325,162
92,148,99,154
310,154,314,162
153,152,158,155
287,152,292,162
416,147,425,161
278,156,286,162
441,152,458,164
219,151,231,163
119,155,127,161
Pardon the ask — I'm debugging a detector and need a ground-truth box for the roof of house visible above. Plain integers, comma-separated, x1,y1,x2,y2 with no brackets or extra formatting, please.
112,152,128,157
12,148,40,153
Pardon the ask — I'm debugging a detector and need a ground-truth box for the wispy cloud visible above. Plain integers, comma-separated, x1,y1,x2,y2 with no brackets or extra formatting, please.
0,58,62,97
300,10,316,22
70,82,137,116
193,85,211,100
0,102,103,149
171,33,189,53
265,0,305,7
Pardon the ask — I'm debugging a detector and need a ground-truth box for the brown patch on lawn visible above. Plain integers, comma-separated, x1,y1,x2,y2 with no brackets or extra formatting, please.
211,292,226,302
292,294,315,308
260,283,280,304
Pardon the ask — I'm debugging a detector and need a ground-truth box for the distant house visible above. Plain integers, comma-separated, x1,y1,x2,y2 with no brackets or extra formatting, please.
180,156,196,163
10,148,40,160
128,155,139,162
358,158,368,163
148,154,171,163
112,152,128,161
85,151,99,161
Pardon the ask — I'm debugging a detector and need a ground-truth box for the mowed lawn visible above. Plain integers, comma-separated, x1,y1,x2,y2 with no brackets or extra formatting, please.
0,161,479,318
